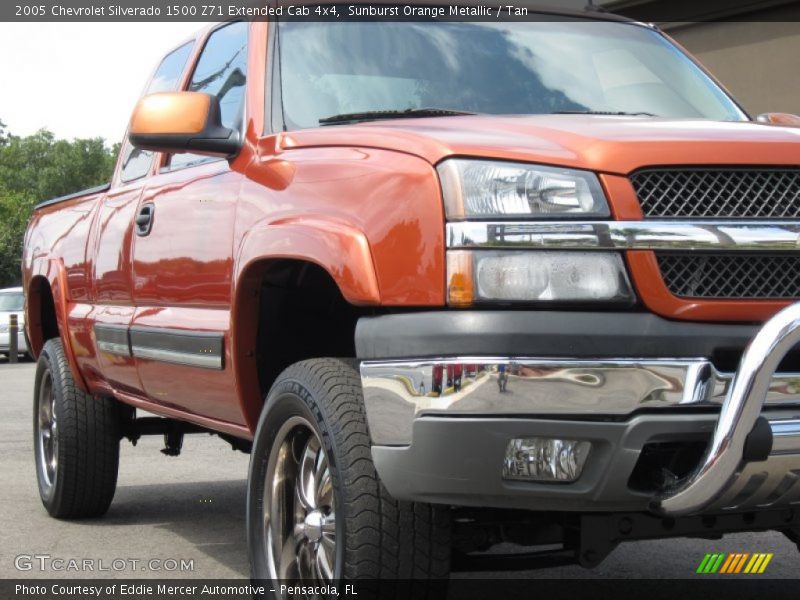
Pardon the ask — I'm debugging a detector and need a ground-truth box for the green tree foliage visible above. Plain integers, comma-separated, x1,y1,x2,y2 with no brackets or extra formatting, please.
0,186,35,287
0,119,8,147
0,122,119,286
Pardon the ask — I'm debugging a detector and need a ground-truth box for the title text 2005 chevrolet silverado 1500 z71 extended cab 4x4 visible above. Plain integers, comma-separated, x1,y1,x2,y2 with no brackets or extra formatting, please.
22,7,800,591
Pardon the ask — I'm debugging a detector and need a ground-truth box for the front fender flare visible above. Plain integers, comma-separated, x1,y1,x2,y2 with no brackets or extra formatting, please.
232,218,380,433
235,218,381,305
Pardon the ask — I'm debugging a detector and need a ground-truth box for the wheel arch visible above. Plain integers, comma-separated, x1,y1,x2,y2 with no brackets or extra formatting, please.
233,223,381,433
26,260,88,392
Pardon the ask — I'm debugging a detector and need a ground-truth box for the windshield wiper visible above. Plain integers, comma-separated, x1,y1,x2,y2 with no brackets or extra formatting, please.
319,107,477,125
553,110,658,117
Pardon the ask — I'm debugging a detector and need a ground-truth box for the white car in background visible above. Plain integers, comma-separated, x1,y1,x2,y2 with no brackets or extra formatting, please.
0,287,28,357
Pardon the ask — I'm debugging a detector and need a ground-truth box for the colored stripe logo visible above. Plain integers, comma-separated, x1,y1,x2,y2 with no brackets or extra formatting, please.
696,553,773,574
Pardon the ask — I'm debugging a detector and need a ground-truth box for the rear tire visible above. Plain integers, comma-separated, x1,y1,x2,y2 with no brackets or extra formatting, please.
247,358,451,597
33,338,120,518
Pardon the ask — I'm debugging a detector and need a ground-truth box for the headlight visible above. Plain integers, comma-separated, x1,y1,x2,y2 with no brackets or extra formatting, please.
447,250,635,306
438,159,609,220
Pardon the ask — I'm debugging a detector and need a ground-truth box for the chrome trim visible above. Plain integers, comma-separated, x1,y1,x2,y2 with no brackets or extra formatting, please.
94,324,132,357
128,327,224,370
95,323,224,368
770,419,800,455
696,416,800,511
131,345,223,370
97,340,132,357
447,221,800,251
655,302,800,515
263,416,337,582
359,357,800,446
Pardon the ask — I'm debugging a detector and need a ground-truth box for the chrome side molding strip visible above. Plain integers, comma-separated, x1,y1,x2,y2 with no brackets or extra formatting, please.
447,221,800,252
94,324,132,357
93,324,224,370
131,345,223,370
129,327,224,370
654,302,800,515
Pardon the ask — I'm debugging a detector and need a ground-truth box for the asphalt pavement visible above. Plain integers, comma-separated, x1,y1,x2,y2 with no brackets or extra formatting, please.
1,359,797,583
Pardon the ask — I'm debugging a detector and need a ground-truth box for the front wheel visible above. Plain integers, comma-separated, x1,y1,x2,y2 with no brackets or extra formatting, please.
247,358,451,596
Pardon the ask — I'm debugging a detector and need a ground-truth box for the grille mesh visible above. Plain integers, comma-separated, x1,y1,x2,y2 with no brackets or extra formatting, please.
631,169,800,218
657,253,800,299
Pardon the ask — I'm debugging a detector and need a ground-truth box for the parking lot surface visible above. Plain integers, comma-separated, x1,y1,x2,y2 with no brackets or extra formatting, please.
1,360,797,582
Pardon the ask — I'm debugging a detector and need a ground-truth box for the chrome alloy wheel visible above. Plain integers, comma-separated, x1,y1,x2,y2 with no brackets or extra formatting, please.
36,369,58,491
264,416,337,583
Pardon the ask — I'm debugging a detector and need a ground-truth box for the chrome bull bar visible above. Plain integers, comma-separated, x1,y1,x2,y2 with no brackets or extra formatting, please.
654,302,800,516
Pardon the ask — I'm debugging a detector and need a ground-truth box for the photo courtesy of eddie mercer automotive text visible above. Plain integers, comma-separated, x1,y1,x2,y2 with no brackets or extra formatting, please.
8,0,800,595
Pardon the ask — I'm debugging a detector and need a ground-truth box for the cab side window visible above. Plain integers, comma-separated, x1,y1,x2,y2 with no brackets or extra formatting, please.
119,41,194,183
168,22,248,170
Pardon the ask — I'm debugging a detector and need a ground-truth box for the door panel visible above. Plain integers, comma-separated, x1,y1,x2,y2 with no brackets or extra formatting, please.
128,20,249,426
129,306,240,423
130,162,243,425
93,187,141,304
91,307,142,396
90,35,198,398
91,186,144,395
131,161,237,307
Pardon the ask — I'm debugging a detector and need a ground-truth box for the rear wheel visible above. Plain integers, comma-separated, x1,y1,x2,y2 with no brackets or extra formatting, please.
248,358,451,596
34,338,120,518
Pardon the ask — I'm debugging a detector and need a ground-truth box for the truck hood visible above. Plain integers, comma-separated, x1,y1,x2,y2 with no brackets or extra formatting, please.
280,115,800,174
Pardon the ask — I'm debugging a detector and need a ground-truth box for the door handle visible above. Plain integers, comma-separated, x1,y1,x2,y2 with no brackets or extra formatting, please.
135,203,155,236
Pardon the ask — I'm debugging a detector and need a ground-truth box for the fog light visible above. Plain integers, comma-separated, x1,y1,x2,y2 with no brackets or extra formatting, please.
503,437,591,482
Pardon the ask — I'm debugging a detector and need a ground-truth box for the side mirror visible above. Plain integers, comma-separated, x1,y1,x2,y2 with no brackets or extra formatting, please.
128,92,240,157
756,113,800,127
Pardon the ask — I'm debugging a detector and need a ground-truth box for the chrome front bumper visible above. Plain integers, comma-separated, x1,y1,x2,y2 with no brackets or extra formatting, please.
360,304,800,515
360,359,800,446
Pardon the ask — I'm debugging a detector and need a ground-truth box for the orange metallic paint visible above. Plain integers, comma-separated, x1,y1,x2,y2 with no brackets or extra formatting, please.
22,21,800,440
132,161,237,308
130,306,241,424
599,174,643,220
115,389,251,440
239,142,445,306
50,259,89,393
129,92,211,136
759,113,800,127
280,115,800,175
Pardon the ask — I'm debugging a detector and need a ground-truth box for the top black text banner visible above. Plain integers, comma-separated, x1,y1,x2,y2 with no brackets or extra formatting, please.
3,0,799,22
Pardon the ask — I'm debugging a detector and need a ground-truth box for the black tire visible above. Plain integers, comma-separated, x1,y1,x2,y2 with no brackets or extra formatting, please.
33,338,120,518
248,358,451,597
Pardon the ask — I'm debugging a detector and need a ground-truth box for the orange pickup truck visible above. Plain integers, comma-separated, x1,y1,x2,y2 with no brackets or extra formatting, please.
22,9,800,590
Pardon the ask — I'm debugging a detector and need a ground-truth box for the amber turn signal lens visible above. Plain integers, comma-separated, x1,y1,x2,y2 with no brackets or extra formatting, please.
447,250,474,307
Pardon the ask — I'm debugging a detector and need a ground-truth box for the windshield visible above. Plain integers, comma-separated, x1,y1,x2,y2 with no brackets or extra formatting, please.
278,20,746,128
0,292,23,312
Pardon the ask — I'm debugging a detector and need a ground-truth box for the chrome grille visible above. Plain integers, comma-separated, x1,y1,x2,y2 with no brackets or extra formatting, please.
657,253,800,299
631,169,800,218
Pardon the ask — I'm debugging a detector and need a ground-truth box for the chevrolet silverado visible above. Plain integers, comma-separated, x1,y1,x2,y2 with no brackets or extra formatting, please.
22,7,800,593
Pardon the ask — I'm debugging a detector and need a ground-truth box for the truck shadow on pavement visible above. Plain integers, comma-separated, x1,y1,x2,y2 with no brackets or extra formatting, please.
88,479,249,577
